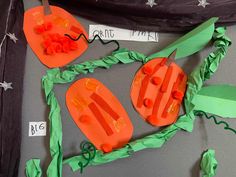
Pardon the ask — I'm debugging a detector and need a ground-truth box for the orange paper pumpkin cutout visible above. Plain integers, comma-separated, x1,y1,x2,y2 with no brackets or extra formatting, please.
66,78,133,153
130,58,187,127
23,6,88,68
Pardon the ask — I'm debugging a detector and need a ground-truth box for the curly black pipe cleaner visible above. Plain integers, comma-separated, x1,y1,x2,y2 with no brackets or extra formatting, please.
194,110,236,134
77,141,96,173
65,33,120,51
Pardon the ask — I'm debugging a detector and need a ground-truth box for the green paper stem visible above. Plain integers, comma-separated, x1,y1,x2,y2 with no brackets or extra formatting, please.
25,19,231,176
200,149,218,177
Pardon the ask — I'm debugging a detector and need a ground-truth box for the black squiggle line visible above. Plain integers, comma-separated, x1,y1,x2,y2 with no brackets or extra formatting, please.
77,141,96,173
194,110,236,134
64,33,120,51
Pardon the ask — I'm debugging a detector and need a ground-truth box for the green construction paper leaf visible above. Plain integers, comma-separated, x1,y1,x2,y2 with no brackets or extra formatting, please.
200,149,218,177
25,159,42,177
146,17,218,61
193,85,236,117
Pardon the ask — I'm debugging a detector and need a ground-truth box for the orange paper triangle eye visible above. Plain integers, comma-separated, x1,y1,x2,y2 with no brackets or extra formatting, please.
23,6,88,68
130,58,187,127
66,78,133,152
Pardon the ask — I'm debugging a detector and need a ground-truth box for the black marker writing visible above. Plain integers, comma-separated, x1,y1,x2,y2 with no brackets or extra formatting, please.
30,123,45,136
131,30,158,41
92,29,115,38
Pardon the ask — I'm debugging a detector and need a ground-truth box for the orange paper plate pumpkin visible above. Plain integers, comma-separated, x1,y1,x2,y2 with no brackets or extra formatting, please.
66,78,133,153
130,57,187,127
23,6,88,68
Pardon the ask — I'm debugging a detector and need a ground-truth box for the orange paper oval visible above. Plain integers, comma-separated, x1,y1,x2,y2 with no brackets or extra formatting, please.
23,6,88,68
66,78,133,152
130,58,187,127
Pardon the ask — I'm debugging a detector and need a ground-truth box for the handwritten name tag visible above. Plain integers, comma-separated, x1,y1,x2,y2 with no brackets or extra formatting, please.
29,122,47,137
89,25,159,42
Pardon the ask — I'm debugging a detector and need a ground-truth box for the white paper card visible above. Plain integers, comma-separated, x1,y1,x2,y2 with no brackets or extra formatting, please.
89,25,159,42
29,122,47,137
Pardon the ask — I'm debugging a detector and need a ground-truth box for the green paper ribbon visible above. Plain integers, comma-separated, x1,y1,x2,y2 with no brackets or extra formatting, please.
201,149,218,177
25,18,231,177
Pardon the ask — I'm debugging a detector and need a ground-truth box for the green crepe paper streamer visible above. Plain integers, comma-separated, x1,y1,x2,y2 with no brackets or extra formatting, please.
193,85,236,118
146,17,218,61
177,27,232,132
25,159,42,177
201,149,218,177
25,20,230,176
62,27,231,172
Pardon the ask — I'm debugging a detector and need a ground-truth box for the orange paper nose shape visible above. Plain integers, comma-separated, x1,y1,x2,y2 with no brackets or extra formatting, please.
23,6,88,68
130,58,187,127
66,78,133,152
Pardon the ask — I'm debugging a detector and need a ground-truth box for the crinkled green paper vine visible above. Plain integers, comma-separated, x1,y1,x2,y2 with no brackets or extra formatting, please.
25,18,231,177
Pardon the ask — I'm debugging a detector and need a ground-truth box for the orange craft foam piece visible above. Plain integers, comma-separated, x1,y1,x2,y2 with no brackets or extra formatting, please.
23,6,88,68
130,58,187,127
66,78,133,152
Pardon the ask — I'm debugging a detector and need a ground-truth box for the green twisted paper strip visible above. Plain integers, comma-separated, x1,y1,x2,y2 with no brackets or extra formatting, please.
200,149,218,177
25,18,231,177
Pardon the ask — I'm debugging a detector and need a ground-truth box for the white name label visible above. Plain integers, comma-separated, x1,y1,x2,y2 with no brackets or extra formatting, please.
29,122,47,137
89,25,159,42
